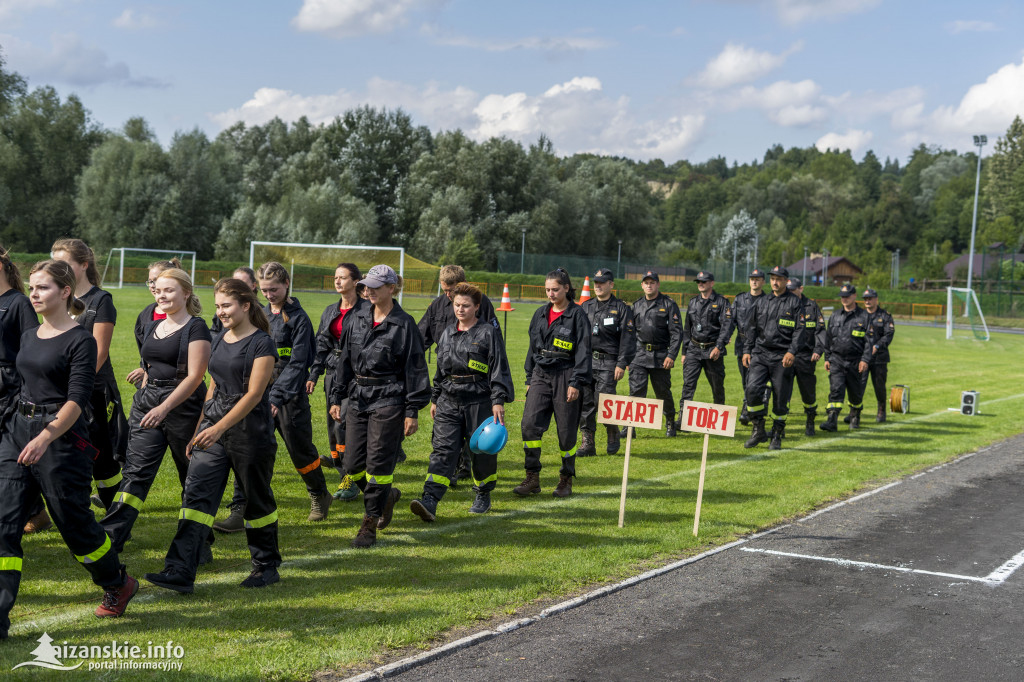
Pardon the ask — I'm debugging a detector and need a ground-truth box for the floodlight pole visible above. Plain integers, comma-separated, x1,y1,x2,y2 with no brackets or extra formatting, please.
520,228,526,275
732,238,737,283
966,134,987,316
822,249,830,286
617,240,623,279
802,247,808,284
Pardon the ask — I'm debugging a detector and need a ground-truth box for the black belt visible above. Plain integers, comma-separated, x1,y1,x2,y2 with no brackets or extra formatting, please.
641,343,667,352
17,400,63,418
355,375,398,386
147,378,180,388
331,348,343,357
539,349,570,359
448,374,486,384
692,341,716,350
593,350,613,360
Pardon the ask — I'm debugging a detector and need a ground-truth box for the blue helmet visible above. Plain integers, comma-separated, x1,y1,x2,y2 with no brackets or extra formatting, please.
469,417,509,455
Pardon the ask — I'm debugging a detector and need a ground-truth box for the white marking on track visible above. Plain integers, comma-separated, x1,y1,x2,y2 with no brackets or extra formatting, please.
740,547,996,584
985,547,1024,584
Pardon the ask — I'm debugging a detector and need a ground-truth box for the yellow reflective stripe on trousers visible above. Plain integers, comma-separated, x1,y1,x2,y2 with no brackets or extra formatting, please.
803,402,817,409
826,401,844,410
75,535,112,564
179,508,214,527
349,470,366,482
0,557,22,571
367,474,394,485
96,472,123,488
561,446,577,458
115,491,144,511
523,440,542,449
849,401,863,409
473,474,498,486
747,403,764,412
425,473,451,487
244,510,279,529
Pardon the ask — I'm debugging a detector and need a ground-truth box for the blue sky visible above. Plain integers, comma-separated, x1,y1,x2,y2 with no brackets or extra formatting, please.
2,0,1023,164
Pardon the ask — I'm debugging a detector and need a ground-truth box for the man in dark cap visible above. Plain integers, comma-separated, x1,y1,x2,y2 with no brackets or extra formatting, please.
787,278,826,436
821,283,872,431
741,265,805,450
579,268,635,455
627,270,683,438
677,271,731,425
863,288,895,422
729,268,766,425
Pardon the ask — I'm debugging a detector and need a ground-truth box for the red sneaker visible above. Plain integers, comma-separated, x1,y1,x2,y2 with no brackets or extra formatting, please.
95,574,139,618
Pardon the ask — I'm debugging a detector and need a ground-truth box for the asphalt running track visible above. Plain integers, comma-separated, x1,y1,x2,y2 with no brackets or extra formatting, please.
343,431,1024,681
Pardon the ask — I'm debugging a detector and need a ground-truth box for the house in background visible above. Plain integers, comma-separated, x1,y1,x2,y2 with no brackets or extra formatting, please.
944,243,1024,280
785,254,862,286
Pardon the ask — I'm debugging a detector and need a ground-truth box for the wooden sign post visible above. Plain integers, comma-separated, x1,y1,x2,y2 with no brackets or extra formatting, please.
678,400,738,536
596,393,664,527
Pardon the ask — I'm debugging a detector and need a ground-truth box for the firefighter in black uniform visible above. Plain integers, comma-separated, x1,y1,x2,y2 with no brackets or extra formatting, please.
101,268,211,556
863,288,895,422
742,265,805,450
331,265,431,548
677,271,731,422
210,267,258,338
579,268,635,455
2,260,140,635
411,283,513,521
306,263,368,499
145,277,280,592
787,278,826,436
515,268,592,499
51,239,126,511
820,283,873,431
127,258,181,389
731,268,766,425
628,270,683,437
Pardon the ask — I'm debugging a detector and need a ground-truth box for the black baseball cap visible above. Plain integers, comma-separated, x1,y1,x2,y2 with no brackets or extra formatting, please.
862,288,878,299
642,270,659,282
695,271,714,282
770,265,789,278
749,268,766,279
839,283,857,297
787,277,802,290
593,268,614,283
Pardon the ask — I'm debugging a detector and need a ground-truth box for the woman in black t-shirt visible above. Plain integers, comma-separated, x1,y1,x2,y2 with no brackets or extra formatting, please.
102,268,211,555
51,238,127,510
145,277,280,593
127,257,182,388
0,260,139,638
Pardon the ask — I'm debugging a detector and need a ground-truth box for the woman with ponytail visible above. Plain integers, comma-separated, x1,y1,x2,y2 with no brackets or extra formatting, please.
0,261,139,637
51,238,127,511
515,268,592,499
146,277,280,592
101,269,212,557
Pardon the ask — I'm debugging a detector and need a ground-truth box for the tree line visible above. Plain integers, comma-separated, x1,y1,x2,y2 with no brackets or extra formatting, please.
2,49,1023,283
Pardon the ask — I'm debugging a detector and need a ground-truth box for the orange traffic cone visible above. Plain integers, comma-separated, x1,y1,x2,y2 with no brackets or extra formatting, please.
578,276,591,304
497,283,515,311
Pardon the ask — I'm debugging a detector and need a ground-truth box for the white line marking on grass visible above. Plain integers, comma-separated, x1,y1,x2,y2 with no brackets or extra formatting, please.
985,547,1024,584
739,547,996,584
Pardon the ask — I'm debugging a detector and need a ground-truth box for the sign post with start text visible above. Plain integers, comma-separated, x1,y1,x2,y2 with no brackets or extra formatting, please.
597,393,664,527
678,400,738,536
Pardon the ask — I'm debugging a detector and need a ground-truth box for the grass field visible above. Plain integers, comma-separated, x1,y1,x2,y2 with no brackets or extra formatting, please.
3,286,1023,680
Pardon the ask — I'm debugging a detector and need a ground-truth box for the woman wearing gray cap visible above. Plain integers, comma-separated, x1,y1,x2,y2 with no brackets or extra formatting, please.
330,265,430,548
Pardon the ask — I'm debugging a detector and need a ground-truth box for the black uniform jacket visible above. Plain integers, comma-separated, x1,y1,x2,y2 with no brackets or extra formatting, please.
744,290,806,356
824,307,874,364
264,297,315,408
729,291,764,354
796,295,827,356
308,297,369,384
524,301,592,390
682,291,732,356
631,293,683,367
581,295,635,369
334,302,431,419
419,292,499,350
867,307,895,363
432,321,514,406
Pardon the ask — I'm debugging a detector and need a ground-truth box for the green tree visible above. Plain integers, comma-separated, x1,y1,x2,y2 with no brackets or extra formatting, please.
985,115,1024,222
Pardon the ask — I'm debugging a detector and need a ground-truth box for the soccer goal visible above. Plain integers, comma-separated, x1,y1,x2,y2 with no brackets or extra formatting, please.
946,287,990,341
101,248,197,289
249,241,440,306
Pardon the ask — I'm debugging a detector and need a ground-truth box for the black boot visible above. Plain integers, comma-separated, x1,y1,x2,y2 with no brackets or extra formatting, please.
843,412,852,424
876,403,887,423
739,402,750,426
578,429,597,457
606,425,621,455
410,492,439,522
769,420,785,450
804,411,816,436
744,418,768,448
665,419,677,438
820,409,839,432
849,407,862,429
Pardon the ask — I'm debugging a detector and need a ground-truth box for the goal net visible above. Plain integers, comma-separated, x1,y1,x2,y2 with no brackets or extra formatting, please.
248,241,440,305
101,248,197,289
946,287,990,341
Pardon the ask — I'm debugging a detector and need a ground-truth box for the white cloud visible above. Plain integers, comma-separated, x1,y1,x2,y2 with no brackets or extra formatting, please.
816,129,873,153
727,79,827,126
292,0,441,38
113,8,160,30
423,29,611,53
929,57,1024,135
692,41,802,89
1,32,166,87
211,76,706,160
771,0,881,25
946,20,997,34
